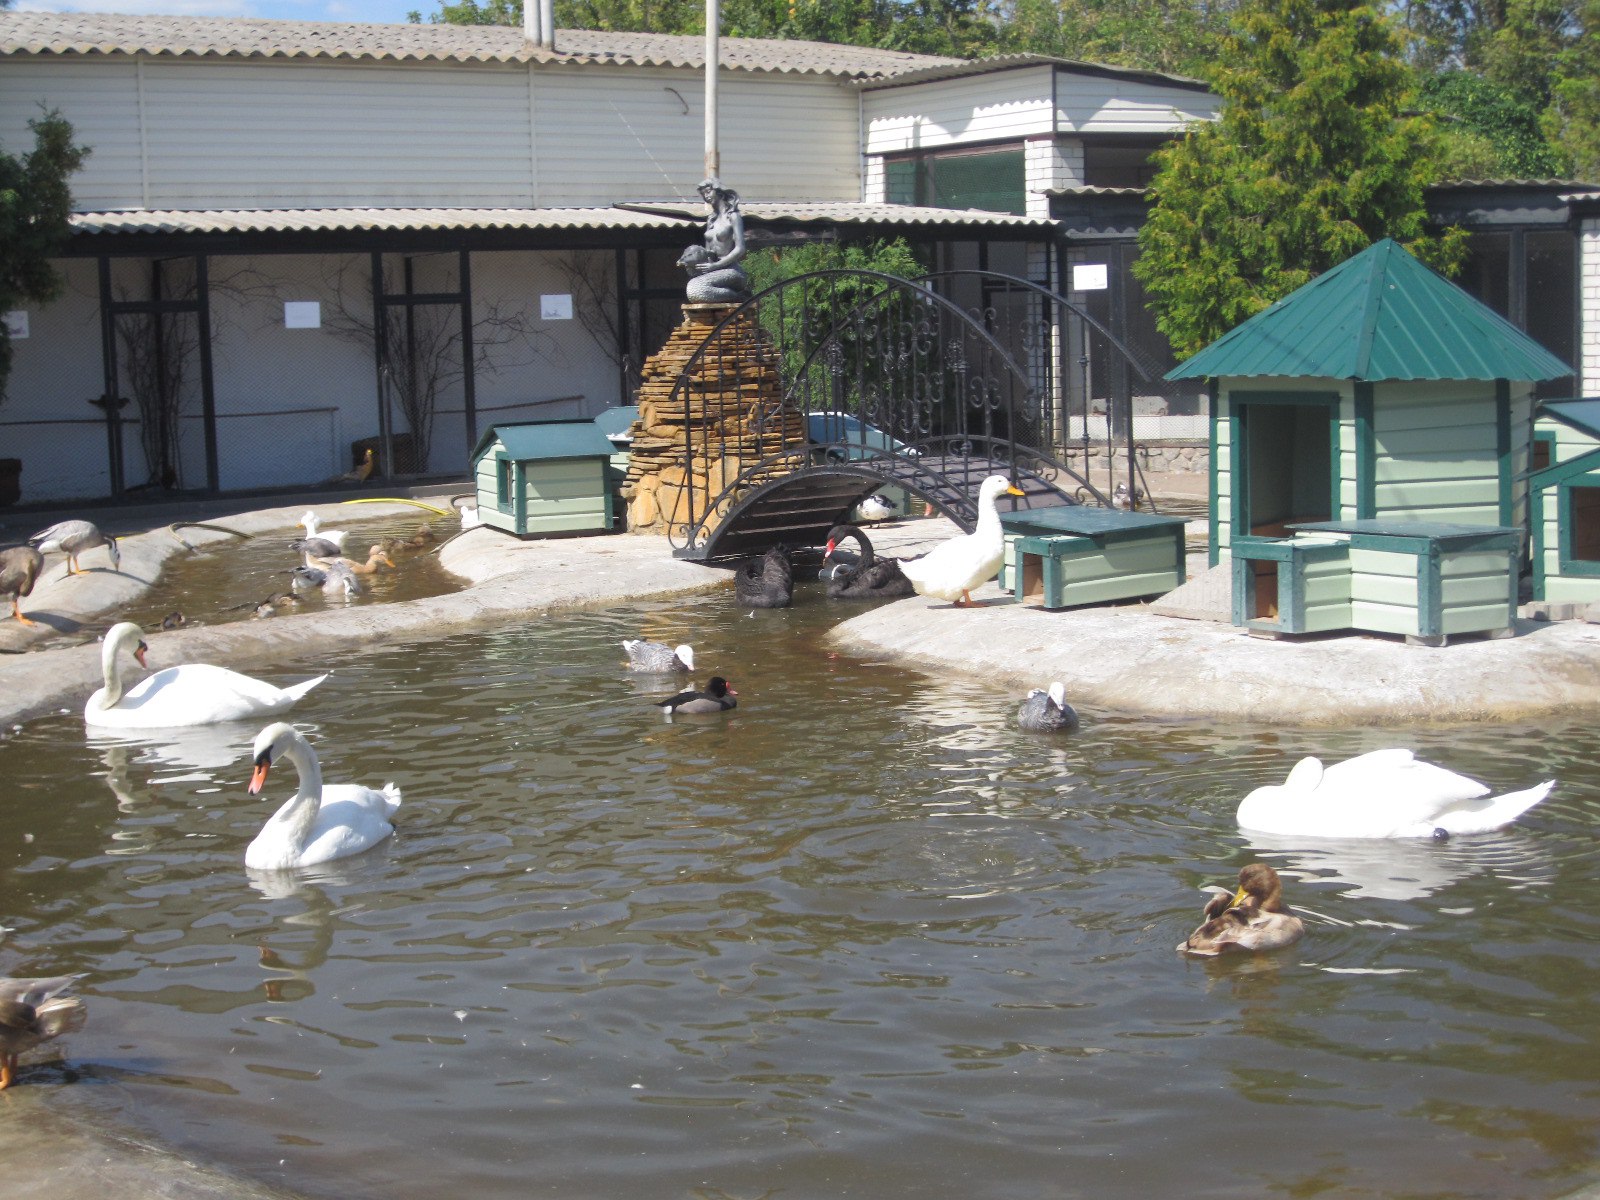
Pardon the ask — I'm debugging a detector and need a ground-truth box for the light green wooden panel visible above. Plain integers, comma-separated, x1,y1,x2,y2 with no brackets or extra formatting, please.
518,495,607,519
522,463,607,503
1349,548,1420,578
1376,426,1498,457
1301,602,1354,632
1375,391,1495,433
1544,576,1600,603
1303,572,1352,606
523,508,608,533
1051,571,1182,606
1057,536,1179,582
1350,573,1420,606
1439,550,1513,578
1349,601,1420,635
1374,455,1499,482
1438,575,1515,606
1440,605,1512,635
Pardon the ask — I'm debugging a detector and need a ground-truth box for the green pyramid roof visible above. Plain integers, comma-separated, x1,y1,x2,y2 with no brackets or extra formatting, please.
1167,239,1573,382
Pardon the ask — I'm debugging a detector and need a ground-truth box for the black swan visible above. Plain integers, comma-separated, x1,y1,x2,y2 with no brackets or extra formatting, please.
823,524,915,600
734,544,793,608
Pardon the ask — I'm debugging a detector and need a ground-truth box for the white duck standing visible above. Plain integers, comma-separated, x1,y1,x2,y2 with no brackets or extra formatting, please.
244,722,401,870
85,622,327,728
898,474,1025,606
1236,749,1555,839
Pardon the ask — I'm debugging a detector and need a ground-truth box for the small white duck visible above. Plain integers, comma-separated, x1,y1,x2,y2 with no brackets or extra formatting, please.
85,622,327,728
1237,749,1555,839
244,722,401,870
851,493,899,523
299,511,349,552
898,474,1025,606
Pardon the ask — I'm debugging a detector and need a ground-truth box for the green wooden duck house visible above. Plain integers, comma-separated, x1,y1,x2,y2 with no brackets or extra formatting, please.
1529,399,1600,605
470,419,617,539
1167,238,1573,644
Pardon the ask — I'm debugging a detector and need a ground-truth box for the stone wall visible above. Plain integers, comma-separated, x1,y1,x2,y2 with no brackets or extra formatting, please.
1060,438,1209,476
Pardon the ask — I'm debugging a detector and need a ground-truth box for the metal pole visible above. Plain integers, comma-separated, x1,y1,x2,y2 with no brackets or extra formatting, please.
459,248,477,454
96,255,125,497
195,254,220,492
704,0,719,180
370,251,393,481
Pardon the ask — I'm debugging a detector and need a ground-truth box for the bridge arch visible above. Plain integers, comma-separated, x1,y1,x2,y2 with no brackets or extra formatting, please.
649,268,1155,562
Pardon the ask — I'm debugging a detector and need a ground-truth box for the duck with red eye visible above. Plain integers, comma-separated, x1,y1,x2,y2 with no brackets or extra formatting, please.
655,676,737,715
1178,863,1305,956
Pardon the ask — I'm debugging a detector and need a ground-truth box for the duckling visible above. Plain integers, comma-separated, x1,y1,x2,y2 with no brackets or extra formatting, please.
253,592,303,619
159,610,187,631
1178,863,1305,956
0,975,87,1089
318,544,395,576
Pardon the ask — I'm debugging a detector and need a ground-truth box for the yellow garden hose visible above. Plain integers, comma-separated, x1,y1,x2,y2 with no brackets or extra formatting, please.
338,497,453,517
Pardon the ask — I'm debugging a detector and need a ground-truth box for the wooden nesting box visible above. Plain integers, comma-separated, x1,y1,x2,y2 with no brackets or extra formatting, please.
1000,507,1187,609
1234,520,1520,645
1528,399,1600,605
469,420,616,539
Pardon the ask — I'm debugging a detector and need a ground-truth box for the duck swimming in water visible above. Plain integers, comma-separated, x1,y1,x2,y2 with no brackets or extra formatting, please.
734,544,793,609
622,639,694,673
1178,863,1305,956
1016,682,1078,732
655,676,737,715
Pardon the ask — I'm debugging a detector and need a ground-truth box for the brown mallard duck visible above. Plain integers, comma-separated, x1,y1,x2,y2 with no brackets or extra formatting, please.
1178,863,1305,956
0,545,44,625
0,975,87,1089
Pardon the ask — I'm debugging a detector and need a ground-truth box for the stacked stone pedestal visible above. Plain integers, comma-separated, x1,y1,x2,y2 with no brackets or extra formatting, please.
623,302,807,537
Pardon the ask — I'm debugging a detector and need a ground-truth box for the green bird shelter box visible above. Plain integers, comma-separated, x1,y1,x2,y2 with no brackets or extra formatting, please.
470,419,617,539
1529,399,1600,605
1168,239,1572,644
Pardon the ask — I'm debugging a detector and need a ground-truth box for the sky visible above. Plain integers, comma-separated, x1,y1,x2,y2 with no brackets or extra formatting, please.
14,0,434,24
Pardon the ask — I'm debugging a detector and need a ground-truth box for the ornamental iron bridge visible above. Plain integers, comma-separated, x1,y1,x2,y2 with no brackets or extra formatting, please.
663,268,1166,563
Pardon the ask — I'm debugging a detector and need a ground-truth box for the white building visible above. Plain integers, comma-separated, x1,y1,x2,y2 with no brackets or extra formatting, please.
1,10,1589,506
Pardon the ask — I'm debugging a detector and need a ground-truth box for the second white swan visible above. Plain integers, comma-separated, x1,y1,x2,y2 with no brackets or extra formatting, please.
244,722,401,869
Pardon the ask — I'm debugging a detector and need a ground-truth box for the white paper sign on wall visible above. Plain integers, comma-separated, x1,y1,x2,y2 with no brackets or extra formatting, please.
3,311,29,339
1071,264,1109,292
284,301,321,329
540,294,574,320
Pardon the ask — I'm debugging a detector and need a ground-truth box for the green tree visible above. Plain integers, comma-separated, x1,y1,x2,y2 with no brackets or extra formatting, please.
0,109,89,403
1544,0,1600,177
990,0,1235,76
1421,70,1568,176
1133,0,1467,358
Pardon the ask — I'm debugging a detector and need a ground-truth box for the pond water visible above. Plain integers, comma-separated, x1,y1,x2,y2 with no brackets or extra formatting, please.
2,586,1598,1199
116,509,465,637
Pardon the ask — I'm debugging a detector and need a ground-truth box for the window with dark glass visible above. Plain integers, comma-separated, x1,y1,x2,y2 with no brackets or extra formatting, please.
882,147,1027,215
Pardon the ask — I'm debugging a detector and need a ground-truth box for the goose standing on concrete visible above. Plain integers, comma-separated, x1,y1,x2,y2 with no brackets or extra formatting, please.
0,545,44,625
1017,682,1079,732
85,621,326,728
28,520,120,575
1236,749,1555,839
0,975,88,1089
244,722,400,870
1178,863,1305,956
898,474,1024,606
851,493,899,523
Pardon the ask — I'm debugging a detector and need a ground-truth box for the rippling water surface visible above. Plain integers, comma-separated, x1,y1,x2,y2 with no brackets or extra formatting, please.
2,587,1598,1199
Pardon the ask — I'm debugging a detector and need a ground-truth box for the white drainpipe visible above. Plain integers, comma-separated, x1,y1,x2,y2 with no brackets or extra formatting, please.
524,0,555,50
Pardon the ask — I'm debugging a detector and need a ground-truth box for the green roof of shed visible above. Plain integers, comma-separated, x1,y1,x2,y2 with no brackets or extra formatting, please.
472,420,615,462
1167,238,1574,383
1539,398,1600,441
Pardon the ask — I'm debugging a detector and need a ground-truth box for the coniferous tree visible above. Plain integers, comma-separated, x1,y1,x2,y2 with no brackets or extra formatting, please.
1133,0,1467,358
0,110,89,403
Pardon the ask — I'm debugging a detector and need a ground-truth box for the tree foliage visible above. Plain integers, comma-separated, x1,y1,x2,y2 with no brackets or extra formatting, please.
1133,0,1469,359
0,109,89,404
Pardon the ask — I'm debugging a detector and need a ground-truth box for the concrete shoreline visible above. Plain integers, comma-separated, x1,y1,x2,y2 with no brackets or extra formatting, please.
5,488,1600,728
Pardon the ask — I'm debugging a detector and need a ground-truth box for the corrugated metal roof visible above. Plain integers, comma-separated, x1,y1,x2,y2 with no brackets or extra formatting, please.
854,52,1211,93
1167,238,1574,383
0,11,956,77
1539,399,1600,441
69,207,687,236
68,203,1058,238
476,420,615,462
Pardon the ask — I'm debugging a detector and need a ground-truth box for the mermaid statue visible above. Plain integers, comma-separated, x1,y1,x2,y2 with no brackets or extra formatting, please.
679,178,751,304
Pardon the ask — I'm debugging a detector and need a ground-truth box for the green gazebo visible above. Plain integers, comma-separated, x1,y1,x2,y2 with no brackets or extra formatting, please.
1168,238,1573,644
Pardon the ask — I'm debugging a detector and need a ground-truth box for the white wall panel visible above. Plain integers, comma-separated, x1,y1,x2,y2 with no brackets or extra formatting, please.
2,61,145,210
1055,73,1217,133
863,67,1055,154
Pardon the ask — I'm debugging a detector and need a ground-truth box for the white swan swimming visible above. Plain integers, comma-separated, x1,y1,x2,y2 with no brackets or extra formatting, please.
1236,749,1555,839
898,474,1025,606
85,622,327,728
244,722,401,869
